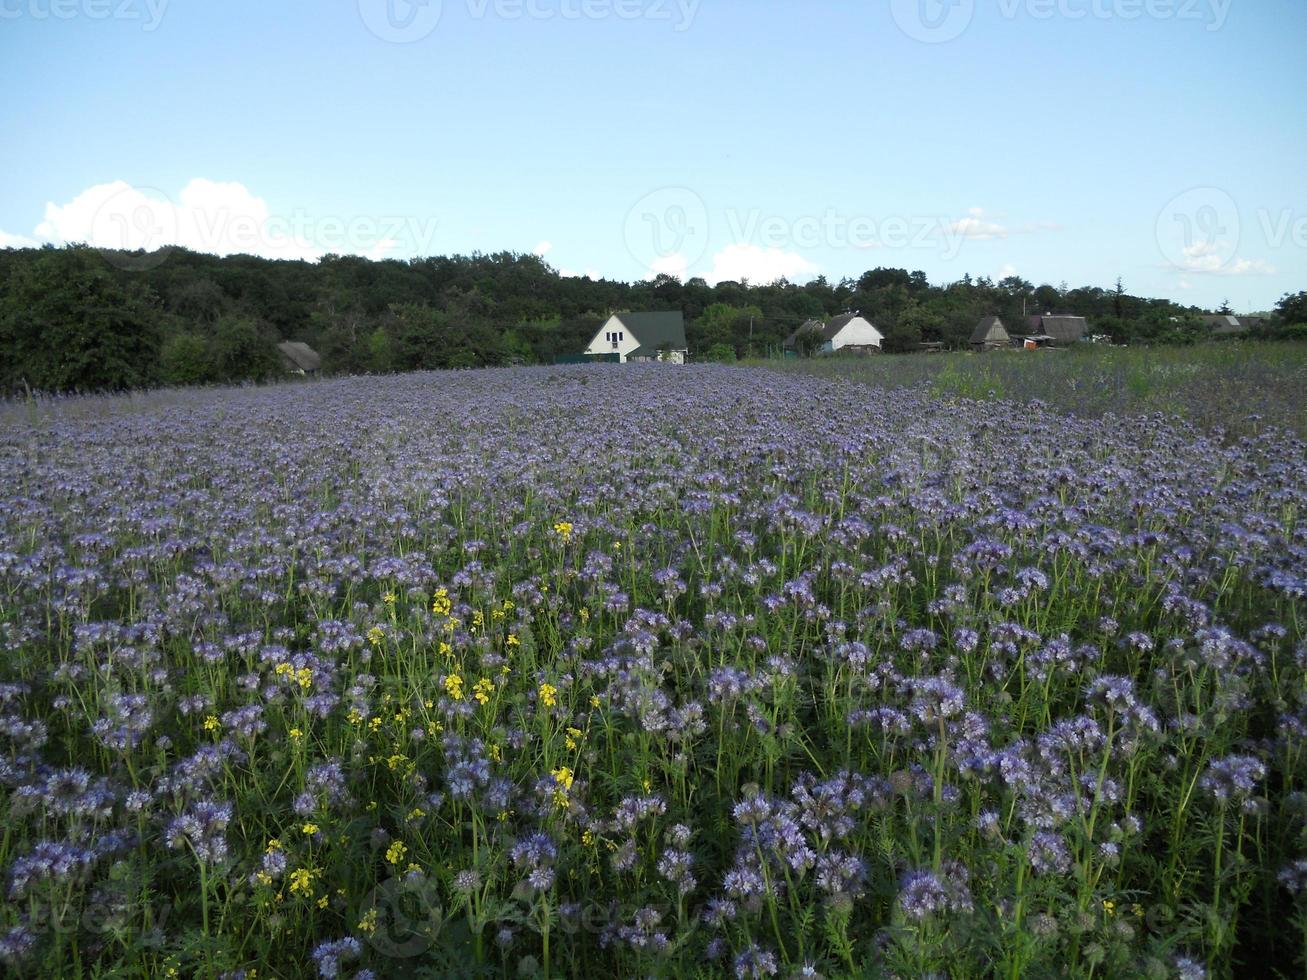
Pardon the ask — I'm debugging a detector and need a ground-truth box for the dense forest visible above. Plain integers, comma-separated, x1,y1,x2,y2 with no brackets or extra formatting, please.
1,244,1304,393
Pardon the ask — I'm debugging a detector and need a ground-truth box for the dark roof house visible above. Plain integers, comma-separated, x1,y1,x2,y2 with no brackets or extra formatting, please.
971,316,1011,351
782,313,883,353
782,319,827,350
277,341,322,375
1027,315,1088,343
1202,314,1260,335
584,311,688,363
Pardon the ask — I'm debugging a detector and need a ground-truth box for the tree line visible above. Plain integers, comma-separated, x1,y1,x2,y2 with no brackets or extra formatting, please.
1,245,1303,393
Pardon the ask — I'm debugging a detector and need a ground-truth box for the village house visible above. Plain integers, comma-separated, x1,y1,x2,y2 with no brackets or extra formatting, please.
782,313,884,355
1027,315,1089,344
277,341,322,376
1202,314,1265,336
970,316,1012,352
584,311,688,364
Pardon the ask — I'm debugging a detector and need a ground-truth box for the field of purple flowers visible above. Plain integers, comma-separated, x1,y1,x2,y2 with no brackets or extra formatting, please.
1,365,1304,979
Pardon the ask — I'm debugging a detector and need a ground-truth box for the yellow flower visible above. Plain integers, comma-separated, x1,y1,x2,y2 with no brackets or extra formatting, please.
1132,904,1145,918
386,841,408,866
551,767,575,791
590,695,601,709
565,727,584,751
289,867,318,897
1102,899,1116,917
301,823,319,836
488,742,502,762
432,588,452,616
538,683,558,708
266,838,282,852
444,674,464,701
289,728,303,741
255,870,273,885
347,707,365,726
582,829,596,847
203,715,220,733
578,607,590,623
407,807,426,820
357,908,379,935
317,895,329,909
296,667,314,690
386,753,408,771
367,625,386,646
368,716,383,732
552,521,574,543
473,677,495,706
506,633,521,648
382,591,396,605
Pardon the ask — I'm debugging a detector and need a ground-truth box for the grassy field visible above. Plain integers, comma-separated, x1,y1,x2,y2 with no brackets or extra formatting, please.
759,342,1307,439
0,363,1304,978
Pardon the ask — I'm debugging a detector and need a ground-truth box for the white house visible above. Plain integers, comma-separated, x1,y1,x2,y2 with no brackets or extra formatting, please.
783,313,883,354
584,311,688,364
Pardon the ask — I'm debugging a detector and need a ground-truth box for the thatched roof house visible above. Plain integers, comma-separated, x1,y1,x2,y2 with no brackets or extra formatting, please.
277,341,322,375
783,313,883,354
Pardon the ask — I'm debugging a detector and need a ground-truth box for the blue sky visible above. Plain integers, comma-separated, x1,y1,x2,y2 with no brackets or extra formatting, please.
1,0,1304,310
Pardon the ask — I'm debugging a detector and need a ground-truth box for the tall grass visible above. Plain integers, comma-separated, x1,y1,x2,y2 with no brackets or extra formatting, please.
759,342,1307,439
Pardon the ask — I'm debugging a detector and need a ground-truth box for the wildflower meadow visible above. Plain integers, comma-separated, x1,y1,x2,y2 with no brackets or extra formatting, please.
0,364,1304,979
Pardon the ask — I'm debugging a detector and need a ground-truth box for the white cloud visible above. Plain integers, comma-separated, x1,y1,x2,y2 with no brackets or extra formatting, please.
706,244,816,286
947,216,1009,241
648,252,690,281
0,229,40,248
533,240,552,257
1177,240,1275,276
20,178,415,262
997,263,1019,279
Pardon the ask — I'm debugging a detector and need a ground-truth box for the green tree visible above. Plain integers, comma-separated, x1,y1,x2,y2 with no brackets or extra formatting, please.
212,315,279,382
1274,291,1307,328
0,248,162,392
159,332,215,386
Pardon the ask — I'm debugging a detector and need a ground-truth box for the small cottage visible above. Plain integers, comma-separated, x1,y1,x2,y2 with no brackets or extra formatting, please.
783,313,883,355
277,341,322,376
1202,314,1262,336
970,316,1012,351
584,312,688,364
1027,315,1088,344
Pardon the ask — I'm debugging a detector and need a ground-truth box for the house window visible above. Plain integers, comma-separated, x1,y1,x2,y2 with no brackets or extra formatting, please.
618,332,623,341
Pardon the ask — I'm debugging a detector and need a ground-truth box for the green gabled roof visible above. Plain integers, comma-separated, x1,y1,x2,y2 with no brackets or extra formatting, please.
612,311,687,351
